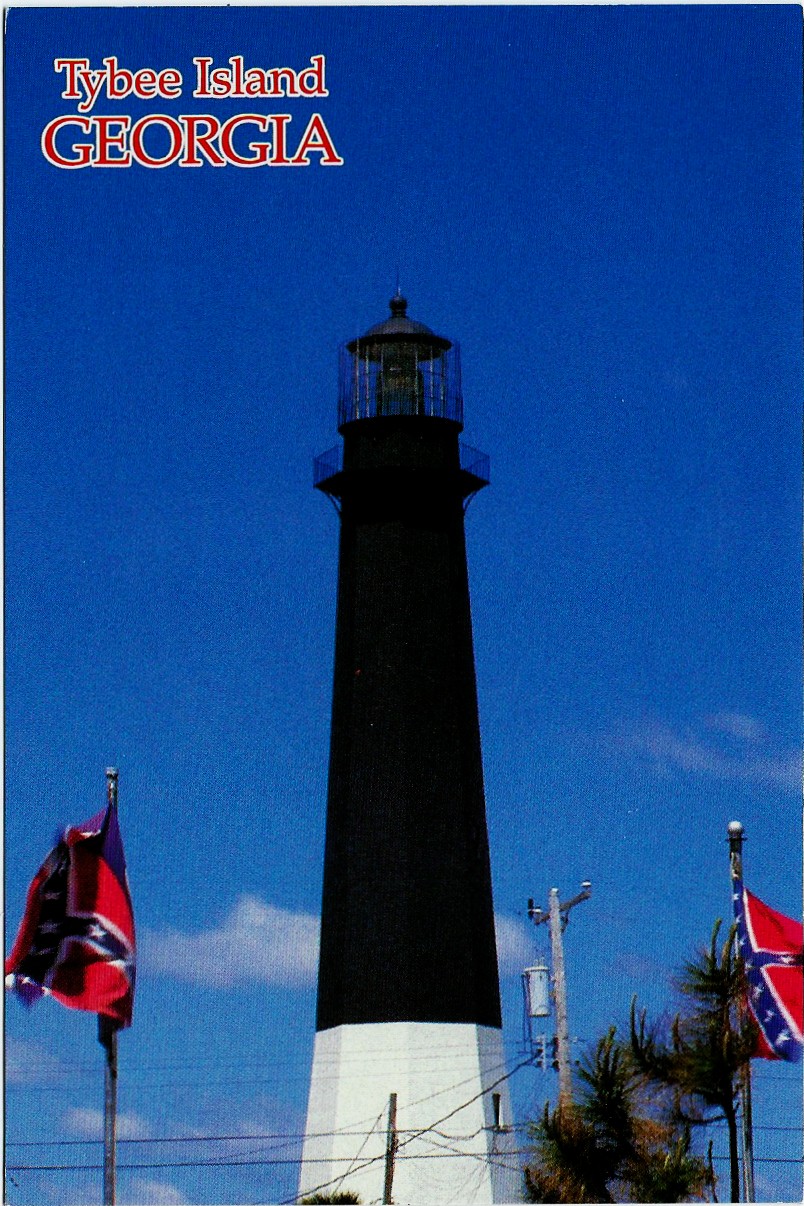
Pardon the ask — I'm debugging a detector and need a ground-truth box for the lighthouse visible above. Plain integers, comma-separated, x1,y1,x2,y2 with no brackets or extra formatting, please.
299,295,520,1204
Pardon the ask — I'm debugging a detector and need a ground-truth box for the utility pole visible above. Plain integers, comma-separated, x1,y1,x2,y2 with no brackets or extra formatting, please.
728,820,755,1204
528,881,591,1110
383,1092,398,1204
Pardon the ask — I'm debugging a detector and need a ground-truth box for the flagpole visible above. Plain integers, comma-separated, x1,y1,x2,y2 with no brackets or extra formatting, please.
728,819,755,1204
100,767,120,1206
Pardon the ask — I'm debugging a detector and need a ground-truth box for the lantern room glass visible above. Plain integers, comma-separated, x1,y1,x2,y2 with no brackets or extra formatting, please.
338,338,463,427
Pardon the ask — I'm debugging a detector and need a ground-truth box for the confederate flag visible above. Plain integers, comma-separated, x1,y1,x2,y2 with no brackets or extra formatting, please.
5,803,135,1026
732,874,802,1061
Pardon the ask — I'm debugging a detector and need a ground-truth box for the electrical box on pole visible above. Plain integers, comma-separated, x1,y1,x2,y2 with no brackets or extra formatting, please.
523,964,551,1018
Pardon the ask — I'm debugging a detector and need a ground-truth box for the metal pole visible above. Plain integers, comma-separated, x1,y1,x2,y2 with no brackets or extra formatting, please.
740,1062,755,1204
101,768,119,1206
728,820,755,1203
548,889,572,1110
102,1026,118,1206
383,1092,398,1205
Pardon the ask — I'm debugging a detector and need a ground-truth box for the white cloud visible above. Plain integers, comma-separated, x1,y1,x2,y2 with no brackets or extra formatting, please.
705,712,768,743
495,912,537,976
140,895,535,987
123,1178,190,1205
620,716,800,791
65,1106,152,1140
139,894,320,988
24,1171,188,1206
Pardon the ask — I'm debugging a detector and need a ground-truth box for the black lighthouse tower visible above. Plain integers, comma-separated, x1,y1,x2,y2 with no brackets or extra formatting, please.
300,295,518,1205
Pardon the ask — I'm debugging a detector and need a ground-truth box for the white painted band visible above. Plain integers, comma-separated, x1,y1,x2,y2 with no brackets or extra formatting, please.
299,1022,522,1204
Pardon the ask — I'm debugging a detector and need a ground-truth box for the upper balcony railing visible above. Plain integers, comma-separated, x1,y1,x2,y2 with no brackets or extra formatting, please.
338,340,463,428
313,444,342,488
458,443,490,485
314,440,489,491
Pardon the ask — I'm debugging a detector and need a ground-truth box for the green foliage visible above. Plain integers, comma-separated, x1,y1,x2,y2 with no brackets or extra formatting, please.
629,920,757,1202
299,1192,362,1204
631,921,756,1114
524,1028,713,1203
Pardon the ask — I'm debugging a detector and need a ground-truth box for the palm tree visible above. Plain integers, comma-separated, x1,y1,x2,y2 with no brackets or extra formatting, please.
630,920,757,1203
299,1192,362,1204
525,1028,712,1203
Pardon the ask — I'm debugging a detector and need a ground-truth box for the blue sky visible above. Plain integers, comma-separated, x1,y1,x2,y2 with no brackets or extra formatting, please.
5,6,802,1204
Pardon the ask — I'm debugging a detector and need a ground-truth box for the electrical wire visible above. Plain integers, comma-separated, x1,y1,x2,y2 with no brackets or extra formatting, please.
708,1155,803,1165
12,1149,801,1174
6,1147,575,1174
278,1055,533,1204
324,1105,385,1197
10,1119,801,1148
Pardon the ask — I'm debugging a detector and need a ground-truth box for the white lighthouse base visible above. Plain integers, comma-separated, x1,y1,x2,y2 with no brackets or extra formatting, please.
298,1022,522,1205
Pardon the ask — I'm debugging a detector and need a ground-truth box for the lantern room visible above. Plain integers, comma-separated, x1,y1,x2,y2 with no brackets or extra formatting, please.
338,291,463,428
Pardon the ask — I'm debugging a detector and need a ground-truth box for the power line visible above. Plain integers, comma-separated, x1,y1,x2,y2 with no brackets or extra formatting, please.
10,1059,535,1187
327,1106,385,1197
282,1056,533,1205
17,1150,801,1174
708,1152,804,1162
8,1041,522,1075
10,1114,803,1148
8,1131,366,1147
10,1114,800,1153
9,1057,516,1094
702,1121,803,1133
8,1149,532,1173
414,1130,522,1177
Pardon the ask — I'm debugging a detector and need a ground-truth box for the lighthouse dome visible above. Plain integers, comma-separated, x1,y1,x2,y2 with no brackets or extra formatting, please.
353,293,452,349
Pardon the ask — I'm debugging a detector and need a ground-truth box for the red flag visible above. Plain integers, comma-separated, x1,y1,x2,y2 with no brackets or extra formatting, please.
6,804,135,1025
733,876,802,1061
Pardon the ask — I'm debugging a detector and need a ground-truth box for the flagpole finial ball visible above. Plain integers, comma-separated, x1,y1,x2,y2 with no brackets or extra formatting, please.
728,820,743,835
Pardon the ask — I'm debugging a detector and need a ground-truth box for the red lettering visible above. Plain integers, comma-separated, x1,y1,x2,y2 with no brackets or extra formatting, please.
219,114,271,167
93,116,132,167
244,68,268,96
53,58,88,99
75,69,105,114
299,55,327,97
130,114,183,168
230,56,245,94
104,57,133,100
133,69,157,99
180,115,225,167
158,69,183,99
193,58,213,97
267,67,298,97
210,68,232,97
269,114,293,166
41,115,93,168
290,114,343,166
41,109,343,170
